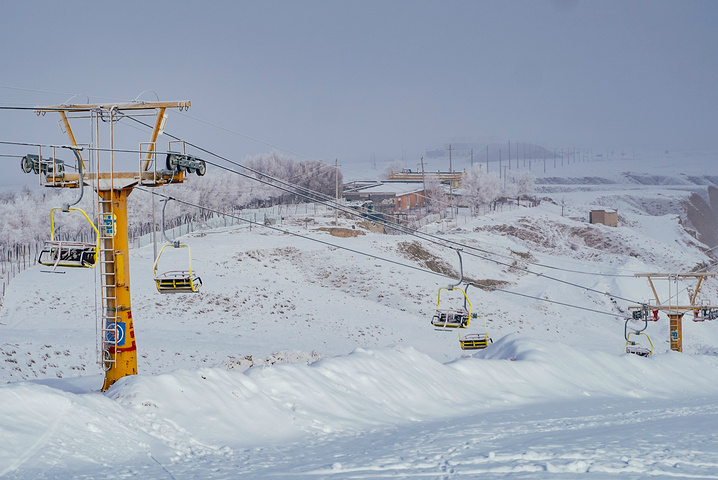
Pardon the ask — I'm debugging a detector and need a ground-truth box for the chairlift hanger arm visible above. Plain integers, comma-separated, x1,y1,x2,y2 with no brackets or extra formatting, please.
449,248,464,289
49,207,99,242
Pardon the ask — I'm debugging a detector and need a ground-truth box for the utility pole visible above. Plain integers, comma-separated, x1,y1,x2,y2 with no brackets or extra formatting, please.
420,156,426,213
486,145,489,174
334,158,339,225
448,144,454,218
499,148,502,178
508,141,511,171
470,148,473,167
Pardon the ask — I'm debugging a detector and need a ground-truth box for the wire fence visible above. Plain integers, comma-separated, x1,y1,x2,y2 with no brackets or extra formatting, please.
0,204,324,303
0,242,42,303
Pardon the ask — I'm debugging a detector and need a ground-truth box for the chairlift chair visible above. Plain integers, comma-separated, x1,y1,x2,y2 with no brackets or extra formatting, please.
457,283,492,350
35,147,98,272
624,310,653,357
152,198,202,293
38,207,99,271
459,332,491,350
152,242,202,293
625,331,653,357
431,291,471,329
432,249,472,329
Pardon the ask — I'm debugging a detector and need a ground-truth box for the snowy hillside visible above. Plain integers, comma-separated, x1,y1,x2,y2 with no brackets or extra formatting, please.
1,151,718,478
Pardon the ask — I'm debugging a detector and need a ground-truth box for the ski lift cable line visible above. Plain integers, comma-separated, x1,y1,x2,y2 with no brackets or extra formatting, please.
153,118,646,277
475,282,624,317
4,112,650,294
125,118,632,276
121,119,658,286
0,147,671,310
171,114,461,203
458,247,640,305
0,140,654,283
206,155,640,288
135,186,626,319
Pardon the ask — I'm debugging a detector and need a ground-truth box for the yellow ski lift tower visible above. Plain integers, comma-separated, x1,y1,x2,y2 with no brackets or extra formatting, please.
631,273,717,352
22,100,203,391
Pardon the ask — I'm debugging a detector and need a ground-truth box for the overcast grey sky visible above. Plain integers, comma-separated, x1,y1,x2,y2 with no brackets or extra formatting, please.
1,0,716,185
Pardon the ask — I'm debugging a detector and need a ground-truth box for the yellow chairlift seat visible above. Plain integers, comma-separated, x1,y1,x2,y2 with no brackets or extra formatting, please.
153,242,202,294
38,207,99,270
154,270,202,293
459,332,490,350
625,331,653,357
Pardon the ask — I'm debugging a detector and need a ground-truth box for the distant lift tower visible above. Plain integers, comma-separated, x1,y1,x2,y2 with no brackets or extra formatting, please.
631,273,717,352
21,100,204,391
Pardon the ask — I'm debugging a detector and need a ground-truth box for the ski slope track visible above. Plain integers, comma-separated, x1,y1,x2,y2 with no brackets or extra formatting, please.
1,151,718,479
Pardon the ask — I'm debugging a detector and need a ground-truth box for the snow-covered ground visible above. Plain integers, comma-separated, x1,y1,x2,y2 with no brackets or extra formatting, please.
1,150,718,479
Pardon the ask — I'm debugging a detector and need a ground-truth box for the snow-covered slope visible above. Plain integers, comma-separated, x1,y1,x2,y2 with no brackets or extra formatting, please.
1,151,717,478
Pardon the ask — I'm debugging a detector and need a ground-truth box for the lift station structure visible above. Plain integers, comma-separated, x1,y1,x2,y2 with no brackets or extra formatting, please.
630,272,717,352
21,100,204,391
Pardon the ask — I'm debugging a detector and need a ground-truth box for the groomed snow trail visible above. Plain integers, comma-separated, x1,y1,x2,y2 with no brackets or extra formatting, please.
9,396,715,479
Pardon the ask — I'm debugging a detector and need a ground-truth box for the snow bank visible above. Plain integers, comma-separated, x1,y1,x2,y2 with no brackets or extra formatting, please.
4,335,718,474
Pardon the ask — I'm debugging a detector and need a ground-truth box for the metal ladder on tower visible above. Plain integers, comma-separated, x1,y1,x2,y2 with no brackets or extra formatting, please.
98,190,118,370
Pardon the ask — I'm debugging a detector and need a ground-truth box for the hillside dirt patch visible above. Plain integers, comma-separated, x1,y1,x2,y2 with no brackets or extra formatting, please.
396,240,509,290
317,227,366,238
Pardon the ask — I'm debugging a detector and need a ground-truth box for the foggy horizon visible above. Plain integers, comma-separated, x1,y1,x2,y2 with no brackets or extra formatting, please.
1,0,716,186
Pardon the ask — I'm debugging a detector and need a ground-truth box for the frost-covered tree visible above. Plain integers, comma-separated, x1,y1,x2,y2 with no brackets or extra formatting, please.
0,151,345,249
510,171,535,203
424,176,449,214
462,166,502,214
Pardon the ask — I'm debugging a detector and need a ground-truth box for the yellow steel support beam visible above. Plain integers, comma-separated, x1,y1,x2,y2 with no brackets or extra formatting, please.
690,276,704,306
669,314,683,352
100,187,137,391
58,111,86,170
141,107,167,171
646,277,660,305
